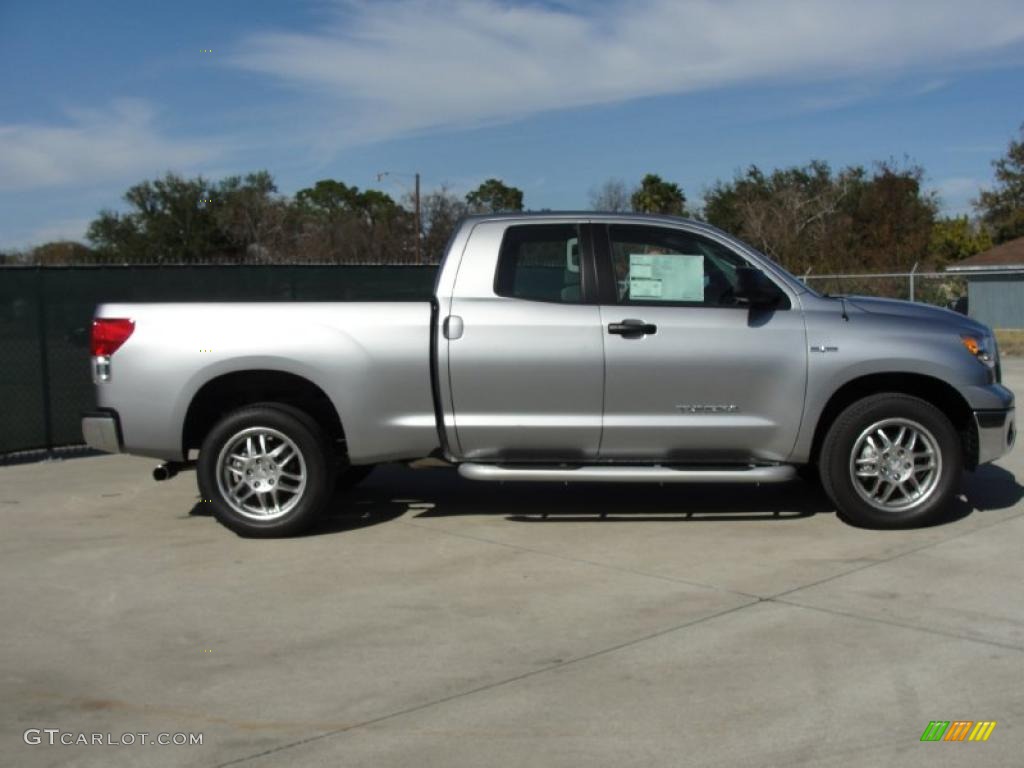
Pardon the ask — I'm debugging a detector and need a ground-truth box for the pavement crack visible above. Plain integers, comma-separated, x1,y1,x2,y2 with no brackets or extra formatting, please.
769,598,1024,653
767,507,1024,601
212,599,758,768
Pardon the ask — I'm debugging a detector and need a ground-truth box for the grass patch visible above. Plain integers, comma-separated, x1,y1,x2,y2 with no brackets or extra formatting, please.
996,329,1024,357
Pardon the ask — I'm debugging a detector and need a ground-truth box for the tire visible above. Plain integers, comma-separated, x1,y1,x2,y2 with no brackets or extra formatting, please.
197,403,335,537
820,393,962,528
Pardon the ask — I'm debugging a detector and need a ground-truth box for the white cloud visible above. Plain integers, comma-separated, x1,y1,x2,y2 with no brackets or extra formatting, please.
0,100,219,191
915,78,950,95
231,0,1024,144
798,86,875,112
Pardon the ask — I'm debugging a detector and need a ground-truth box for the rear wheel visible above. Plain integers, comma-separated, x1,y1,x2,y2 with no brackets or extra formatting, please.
198,404,334,537
820,394,962,528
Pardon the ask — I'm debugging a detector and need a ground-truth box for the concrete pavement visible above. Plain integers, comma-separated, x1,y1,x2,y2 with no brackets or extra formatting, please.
3,363,1023,767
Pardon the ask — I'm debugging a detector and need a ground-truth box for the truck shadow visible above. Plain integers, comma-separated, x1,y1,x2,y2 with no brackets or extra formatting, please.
313,463,1023,534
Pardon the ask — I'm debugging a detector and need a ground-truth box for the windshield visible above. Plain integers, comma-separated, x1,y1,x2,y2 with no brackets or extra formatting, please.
695,223,813,297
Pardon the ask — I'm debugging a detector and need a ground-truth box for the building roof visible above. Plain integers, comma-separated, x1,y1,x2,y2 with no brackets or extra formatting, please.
946,236,1024,272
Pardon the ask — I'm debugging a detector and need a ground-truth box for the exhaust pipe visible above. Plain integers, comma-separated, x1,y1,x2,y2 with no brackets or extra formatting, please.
153,461,193,481
153,463,178,481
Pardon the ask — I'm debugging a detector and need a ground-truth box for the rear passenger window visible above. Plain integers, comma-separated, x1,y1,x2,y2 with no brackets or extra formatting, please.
494,224,582,303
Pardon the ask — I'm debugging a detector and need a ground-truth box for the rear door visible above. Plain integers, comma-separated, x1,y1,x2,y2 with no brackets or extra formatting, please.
446,221,605,461
596,223,807,463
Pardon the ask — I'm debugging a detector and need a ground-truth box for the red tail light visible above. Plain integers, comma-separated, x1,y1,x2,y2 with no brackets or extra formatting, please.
91,318,135,357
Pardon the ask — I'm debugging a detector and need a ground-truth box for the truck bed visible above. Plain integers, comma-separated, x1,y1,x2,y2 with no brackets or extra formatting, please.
94,302,440,463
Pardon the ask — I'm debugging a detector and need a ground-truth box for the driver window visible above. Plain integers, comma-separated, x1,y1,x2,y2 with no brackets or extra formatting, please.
607,225,751,307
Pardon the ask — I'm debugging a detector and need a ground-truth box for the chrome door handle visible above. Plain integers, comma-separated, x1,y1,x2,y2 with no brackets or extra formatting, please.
443,315,464,340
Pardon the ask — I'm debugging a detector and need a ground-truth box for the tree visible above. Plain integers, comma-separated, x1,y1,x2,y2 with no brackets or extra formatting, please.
630,173,687,216
589,178,631,212
975,123,1024,243
842,160,938,272
87,208,150,262
87,173,227,262
81,171,428,264
415,186,469,263
929,216,993,268
1,247,30,265
465,178,524,213
293,179,406,228
702,160,937,275
294,179,361,217
31,241,95,265
293,179,412,263
703,161,851,271
214,171,285,261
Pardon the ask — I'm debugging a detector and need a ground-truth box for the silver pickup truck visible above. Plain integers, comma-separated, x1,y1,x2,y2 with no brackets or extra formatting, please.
82,213,1015,536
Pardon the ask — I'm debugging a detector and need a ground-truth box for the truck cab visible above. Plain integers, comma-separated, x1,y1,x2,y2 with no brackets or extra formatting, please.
436,216,807,465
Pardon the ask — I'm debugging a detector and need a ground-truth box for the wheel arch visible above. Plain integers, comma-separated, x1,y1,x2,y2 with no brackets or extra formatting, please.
808,372,977,470
183,369,346,458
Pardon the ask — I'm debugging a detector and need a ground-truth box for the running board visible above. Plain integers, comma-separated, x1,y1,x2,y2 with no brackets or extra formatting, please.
457,463,796,484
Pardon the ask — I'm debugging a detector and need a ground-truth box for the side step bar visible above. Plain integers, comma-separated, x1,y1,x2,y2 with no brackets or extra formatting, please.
458,463,796,484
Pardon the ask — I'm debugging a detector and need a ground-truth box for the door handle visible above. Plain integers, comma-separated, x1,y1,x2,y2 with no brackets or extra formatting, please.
443,315,464,340
608,319,657,337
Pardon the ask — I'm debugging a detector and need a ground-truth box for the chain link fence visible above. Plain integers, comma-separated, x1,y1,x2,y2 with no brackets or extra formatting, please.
800,269,967,309
0,264,437,460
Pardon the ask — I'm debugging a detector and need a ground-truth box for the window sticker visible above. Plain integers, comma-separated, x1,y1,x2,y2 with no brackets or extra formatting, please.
629,253,704,302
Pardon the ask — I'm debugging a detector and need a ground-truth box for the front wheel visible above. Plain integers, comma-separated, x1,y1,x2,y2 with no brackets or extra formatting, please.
197,404,334,537
820,394,962,528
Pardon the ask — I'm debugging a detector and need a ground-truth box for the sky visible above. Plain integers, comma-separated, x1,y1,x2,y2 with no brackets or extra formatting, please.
1,0,1023,250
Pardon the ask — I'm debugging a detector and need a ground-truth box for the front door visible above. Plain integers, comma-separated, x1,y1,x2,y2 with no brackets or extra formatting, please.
596,223,807,463
447,222,605,461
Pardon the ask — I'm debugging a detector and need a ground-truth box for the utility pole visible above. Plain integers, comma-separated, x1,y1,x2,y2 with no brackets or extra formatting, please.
414,172,421,264
377,170,422,263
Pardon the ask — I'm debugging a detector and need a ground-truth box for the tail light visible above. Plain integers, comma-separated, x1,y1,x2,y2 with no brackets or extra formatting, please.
91,318,135,357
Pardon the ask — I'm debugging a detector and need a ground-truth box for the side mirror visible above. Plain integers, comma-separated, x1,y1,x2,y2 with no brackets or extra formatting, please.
735,266,782,307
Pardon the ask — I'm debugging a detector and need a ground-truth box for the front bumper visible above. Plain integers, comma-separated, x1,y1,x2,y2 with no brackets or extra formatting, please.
974,408,1015,465
81,410,123,454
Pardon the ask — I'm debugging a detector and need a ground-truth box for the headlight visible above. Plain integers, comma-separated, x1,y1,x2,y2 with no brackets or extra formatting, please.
961,333,998,378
